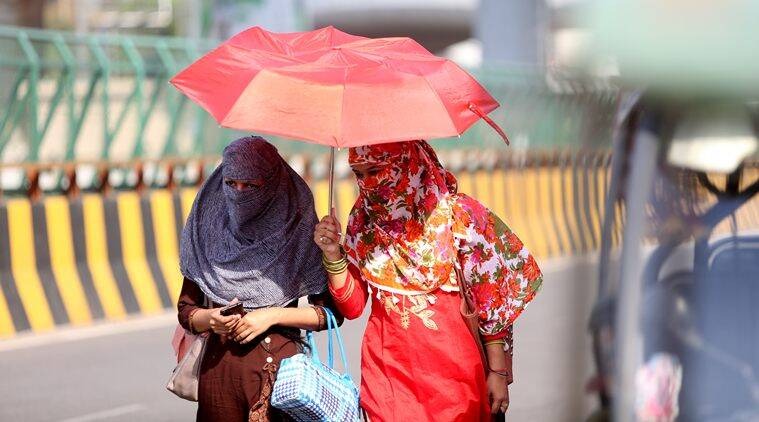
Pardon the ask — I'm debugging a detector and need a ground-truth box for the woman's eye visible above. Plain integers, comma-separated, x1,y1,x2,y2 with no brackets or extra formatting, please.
225,180,235,187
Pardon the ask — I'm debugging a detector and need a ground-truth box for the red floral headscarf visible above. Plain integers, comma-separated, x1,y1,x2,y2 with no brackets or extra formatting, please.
344,140,542,331
345,141,460,294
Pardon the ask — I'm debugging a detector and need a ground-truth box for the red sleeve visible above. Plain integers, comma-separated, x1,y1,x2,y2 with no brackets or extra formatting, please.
328,264,368,320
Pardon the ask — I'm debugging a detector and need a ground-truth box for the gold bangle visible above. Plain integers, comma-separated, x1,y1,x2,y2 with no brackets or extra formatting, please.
322,253,347,265
322,262,347,273
322,258,347,269
484,339,506,347
325,264,348,275
322,254,348,274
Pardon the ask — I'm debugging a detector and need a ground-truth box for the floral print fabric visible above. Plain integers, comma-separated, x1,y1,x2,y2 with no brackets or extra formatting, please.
345,141,458,294
452,194,543,333
344,140,542,336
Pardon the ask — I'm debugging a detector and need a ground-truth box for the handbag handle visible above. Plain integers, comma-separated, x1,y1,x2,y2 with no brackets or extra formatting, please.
324,308,350,372
306,310,334,366
325,307,335,367
320,308,340,369
305,308,353,382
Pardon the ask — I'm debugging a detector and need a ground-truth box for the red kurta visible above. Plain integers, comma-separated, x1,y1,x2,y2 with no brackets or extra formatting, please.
332,267,494,422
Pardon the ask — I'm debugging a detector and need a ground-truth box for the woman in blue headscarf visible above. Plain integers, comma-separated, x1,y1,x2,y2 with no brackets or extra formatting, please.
176,136,338,422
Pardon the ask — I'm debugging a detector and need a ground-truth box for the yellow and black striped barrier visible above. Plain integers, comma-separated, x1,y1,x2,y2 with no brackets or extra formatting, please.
321,151,622,261
2,153,758,338
0,189,197,338
0,153,634,339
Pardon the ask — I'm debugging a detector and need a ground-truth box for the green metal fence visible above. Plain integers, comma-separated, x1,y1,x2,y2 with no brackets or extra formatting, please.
0,25,618,192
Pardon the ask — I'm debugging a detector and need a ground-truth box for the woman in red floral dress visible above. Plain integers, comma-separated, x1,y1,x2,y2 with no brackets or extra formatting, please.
314,141,543,421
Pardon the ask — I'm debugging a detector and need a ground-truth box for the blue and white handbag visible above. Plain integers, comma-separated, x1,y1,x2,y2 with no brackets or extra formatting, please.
271,308,361,422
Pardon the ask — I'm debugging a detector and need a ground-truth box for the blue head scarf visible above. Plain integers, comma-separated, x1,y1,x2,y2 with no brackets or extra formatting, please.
180,136,327,308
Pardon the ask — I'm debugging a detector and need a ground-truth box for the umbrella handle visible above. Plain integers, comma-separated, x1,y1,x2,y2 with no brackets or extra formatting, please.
328,146,335,217
468,102,510,146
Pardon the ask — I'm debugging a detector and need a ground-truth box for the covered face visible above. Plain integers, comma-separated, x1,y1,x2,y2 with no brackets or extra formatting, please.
221,137,287,236
179,136,327,309
347,141,457,229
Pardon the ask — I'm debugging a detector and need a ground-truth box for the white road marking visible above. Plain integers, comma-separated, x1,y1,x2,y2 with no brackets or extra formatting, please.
59,404,146,422
0,313,177,352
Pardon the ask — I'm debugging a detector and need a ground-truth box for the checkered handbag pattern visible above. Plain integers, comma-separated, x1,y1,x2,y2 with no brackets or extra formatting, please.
271,309,361,422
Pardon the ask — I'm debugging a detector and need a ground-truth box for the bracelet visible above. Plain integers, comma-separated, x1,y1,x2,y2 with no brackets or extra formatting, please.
484,339,506,347
188,308,201,334
489,368,511,378
312,306,326,331
323,258,347,274
322,253,348,274
322,253,347,266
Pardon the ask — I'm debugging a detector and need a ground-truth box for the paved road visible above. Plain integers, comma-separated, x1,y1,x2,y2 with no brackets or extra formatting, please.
0,318,195,422
0,257,599,422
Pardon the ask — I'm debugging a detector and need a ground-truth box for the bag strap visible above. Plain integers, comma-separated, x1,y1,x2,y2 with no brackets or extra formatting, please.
323,308,351,375
309,306,336,367
456,266,512,380
457,267,513,379
456,266,490,372
325,307,335,367
306,308,354,383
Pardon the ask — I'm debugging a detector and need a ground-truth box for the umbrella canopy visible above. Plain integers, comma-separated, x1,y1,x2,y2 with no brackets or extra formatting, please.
170,26,505,148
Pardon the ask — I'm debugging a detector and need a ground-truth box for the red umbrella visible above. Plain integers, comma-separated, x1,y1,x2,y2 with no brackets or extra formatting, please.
171,26,507,207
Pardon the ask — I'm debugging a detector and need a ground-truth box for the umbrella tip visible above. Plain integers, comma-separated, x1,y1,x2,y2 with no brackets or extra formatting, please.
468,102,510,146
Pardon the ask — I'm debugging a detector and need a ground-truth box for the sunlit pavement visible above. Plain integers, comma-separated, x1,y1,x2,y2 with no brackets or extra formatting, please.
0,256,598,422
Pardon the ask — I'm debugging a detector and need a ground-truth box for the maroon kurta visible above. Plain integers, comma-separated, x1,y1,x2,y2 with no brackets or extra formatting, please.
177,278,339,422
